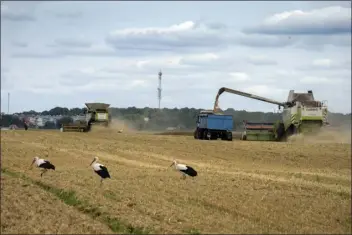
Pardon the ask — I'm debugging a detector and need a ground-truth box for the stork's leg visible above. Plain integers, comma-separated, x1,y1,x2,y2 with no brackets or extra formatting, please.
100,178,103,186
40,169,47,177
182,174,187,180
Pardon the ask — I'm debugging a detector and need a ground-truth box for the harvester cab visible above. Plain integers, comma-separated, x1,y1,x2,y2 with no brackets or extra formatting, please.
85,103,111,127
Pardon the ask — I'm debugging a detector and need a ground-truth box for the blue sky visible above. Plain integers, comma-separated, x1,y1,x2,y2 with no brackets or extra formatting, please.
1,1,351,113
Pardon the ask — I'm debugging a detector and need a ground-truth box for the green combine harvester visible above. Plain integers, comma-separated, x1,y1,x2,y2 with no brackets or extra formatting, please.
213,87,329,141
61,103,111,132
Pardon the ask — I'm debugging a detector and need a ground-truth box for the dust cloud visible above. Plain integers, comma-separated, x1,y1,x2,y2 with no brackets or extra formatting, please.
288,126,351,144
89,118,137,133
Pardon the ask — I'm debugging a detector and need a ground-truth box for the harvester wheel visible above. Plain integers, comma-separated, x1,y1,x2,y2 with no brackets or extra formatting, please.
276,123,286,141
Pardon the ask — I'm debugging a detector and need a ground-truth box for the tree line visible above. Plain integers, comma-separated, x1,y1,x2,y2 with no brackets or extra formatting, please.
1,106,351,131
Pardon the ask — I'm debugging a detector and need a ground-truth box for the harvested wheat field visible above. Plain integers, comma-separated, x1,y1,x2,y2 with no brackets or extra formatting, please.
1,128,351,234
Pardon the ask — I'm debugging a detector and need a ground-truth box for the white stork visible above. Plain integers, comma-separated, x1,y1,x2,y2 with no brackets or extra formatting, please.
169,160,198,179
30,156,56,177
89,157,111,185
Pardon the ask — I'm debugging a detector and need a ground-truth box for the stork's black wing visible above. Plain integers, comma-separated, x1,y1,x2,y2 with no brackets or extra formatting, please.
99,165,111,178
40,161,55,170
181,166,197,177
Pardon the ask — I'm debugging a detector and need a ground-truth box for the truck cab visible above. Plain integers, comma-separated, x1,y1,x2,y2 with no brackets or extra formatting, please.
194,111,233,141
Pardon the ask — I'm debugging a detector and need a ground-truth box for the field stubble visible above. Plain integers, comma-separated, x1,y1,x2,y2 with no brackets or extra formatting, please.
1,128,351,234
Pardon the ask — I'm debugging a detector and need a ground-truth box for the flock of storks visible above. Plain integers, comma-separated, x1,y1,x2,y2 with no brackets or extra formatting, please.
30,155,198,184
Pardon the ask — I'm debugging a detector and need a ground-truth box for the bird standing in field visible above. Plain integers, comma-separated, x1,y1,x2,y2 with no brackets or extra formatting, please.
30,156,56,177
90,157,111,185
169,160,198,179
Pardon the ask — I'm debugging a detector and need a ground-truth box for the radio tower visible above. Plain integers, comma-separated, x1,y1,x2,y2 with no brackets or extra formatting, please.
158,70,162,109
8,92,10,114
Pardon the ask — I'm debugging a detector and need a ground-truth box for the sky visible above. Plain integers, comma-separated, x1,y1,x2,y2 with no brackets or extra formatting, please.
1,1,351,114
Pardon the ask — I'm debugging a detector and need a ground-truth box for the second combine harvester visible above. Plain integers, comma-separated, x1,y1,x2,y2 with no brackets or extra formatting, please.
62,103,111,132
195,87,328,141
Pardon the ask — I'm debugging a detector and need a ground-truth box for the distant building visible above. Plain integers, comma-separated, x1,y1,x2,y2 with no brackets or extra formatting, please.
36,117,45,127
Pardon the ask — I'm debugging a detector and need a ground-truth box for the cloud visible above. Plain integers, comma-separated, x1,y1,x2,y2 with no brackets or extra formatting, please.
105,21,232,54
239,6,351,49
235,33,295,48
297,58,351,71
246,55,277,65
12,41,28,48
48,37,93,48
54,11,82,19
312,59,333,68
242,85,287,99
0,68,13,90
179,53,219,66
228,72,251,82
1,4,36,22
299,76,345,85
243,6,351,35
12,43,116,59
59,67,121,87
304,1,351,9
1,2,350,113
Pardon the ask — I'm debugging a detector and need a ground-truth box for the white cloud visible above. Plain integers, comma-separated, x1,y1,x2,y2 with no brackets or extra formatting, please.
180,53,219,66
246,55,277,65
299,76,344,85
242,85,286,97
229,72,251,82
1,1,350,113
105,21,232,54
49,37,93,48
244,6,351,35
1,3,36,21
312,59,332,67
240,5,351,50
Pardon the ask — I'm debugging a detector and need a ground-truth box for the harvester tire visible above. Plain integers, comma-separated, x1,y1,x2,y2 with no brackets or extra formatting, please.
276,123,286,141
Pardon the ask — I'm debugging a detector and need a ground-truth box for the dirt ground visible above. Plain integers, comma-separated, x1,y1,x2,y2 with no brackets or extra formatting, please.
1,129,351,234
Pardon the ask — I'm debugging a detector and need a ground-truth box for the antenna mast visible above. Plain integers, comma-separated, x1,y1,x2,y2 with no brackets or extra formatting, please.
158,70,162,109
7,92,10,114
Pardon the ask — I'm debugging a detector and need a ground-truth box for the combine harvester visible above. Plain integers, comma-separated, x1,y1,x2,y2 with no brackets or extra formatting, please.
61,103,111,132
213,87,329,141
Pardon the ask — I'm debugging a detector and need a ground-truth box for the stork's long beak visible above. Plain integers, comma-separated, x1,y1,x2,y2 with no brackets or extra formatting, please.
29,159,35,169
169,162,174,167
89,159,95,166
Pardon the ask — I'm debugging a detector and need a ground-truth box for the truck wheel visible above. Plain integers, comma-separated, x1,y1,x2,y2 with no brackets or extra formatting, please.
194,130,198,139
206,130,212,140
203,130,208,140
227,132,233,141
196,130,202,139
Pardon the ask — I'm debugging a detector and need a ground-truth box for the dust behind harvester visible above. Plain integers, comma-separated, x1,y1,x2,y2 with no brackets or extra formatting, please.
61,103,111,132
